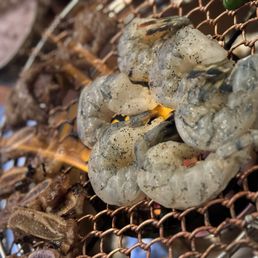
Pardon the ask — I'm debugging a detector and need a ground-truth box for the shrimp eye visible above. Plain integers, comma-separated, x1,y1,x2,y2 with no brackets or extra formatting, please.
223,0,249,10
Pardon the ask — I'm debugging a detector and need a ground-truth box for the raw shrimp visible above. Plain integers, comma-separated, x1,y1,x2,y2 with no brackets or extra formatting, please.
77,72,157,148
88,112,163,206
135,121,253,209
118,16,190,82
149,25,230,108
175,54,258,151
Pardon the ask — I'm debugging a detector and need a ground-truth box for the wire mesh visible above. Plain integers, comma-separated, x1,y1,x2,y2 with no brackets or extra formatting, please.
1,0,258,257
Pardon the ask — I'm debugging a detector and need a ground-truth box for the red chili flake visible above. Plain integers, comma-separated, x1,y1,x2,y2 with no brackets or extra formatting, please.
183,157,198,168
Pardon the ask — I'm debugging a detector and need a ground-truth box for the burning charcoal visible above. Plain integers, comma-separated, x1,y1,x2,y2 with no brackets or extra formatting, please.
5,62,73,128
56,185,86,217
21,175,72,212
19,174,86,213
0,167,28,197
0,191,25,231
0,126,53,170
20,178,53,210
73,5,118,55
4,54,90,128
0,127,36,161
5,74,45,127
8,207,77,253
37,175,71,211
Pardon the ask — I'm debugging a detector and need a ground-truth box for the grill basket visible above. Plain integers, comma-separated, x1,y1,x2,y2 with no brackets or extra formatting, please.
1,0,258,257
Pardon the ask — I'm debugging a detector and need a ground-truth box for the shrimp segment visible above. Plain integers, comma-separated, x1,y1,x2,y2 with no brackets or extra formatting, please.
175,55,258,151
135,122,252,209
118,16,190,82
77,73,156,148
137,142,251,209
149,26,230,108
88,113,162,206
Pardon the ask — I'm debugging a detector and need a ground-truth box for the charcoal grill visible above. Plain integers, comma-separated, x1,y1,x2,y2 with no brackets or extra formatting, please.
1,0,258,257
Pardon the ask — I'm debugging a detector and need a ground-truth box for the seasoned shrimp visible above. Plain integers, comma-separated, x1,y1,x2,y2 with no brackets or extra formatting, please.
88,112,163,206
118,16,190,82
77,73,157,148
135,121,253,209
149,25,230,108
175,55,258,151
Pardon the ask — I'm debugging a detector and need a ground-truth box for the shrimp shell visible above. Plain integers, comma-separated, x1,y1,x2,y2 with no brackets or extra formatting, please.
175,55,258,151
137,141,252,209
88,116,162,206
118,16,190,82
77,73,156,148
149,25,229,108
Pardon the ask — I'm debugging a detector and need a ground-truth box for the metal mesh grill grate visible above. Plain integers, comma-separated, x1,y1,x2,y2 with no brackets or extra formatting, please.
1,0,258,257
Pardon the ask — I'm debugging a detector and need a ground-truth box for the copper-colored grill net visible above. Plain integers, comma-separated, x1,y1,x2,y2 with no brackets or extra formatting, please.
1,0,258,257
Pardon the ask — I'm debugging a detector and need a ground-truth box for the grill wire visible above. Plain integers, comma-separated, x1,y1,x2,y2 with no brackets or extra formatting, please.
1,0,258,257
